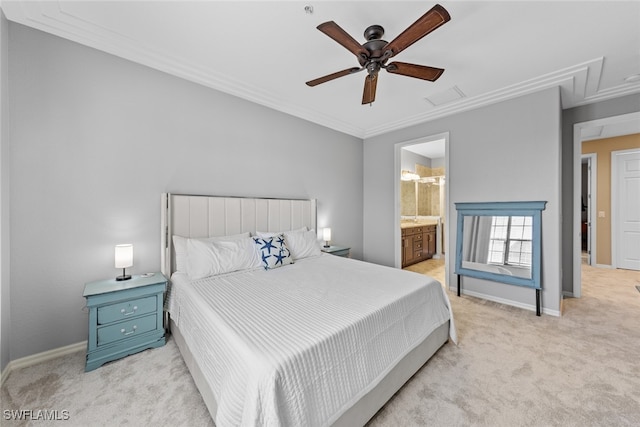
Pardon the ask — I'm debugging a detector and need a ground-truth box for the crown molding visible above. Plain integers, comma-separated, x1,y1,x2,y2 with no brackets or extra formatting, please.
363,58,640,139
3,1,639,140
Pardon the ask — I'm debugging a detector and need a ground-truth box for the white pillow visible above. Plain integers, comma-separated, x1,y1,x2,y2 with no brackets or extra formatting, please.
173,232,250,273
186,238,221,279
186,236,260,280
213,237,261,273
286,229,321,260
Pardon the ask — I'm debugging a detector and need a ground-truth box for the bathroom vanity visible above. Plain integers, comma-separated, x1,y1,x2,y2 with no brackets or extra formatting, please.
401,222,437,268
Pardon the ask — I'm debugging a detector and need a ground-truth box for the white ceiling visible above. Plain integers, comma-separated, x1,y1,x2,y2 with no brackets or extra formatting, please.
403,139,445,159
2,1,640,139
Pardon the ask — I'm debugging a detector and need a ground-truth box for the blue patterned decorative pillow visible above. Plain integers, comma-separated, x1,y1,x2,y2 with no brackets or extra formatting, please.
253,234,293,270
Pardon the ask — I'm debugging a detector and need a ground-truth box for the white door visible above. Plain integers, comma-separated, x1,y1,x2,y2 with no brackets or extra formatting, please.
614,149,640,270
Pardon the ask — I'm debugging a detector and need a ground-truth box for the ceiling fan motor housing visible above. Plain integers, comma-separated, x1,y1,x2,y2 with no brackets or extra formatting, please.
364,24,384,41
361,25,389,67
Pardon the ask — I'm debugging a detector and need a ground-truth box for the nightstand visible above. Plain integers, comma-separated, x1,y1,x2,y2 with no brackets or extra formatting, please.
321,245,351,258
83,272,167,372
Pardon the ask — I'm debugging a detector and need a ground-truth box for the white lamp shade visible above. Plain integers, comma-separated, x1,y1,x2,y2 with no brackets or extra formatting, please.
115,244,133,268
323,228,332,242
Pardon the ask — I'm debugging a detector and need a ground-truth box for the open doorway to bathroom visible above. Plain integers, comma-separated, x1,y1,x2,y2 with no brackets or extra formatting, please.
395,133,449,285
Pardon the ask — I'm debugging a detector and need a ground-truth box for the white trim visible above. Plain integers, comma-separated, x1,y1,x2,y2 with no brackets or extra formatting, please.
1,341,86,386
581,153,597,266
595,264,614,269
394,133,450,280
452,288,561,317
572,112,640,299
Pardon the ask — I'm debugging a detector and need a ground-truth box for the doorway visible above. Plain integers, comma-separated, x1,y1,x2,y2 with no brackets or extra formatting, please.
573,111,640,297
581,154,597,266
394,132,450,282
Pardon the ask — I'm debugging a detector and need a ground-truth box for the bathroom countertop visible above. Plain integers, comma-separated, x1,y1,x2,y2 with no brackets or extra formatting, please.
400,219,439,229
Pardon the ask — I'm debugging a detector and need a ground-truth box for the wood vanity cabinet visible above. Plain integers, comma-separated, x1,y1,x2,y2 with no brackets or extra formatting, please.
402,224,437,268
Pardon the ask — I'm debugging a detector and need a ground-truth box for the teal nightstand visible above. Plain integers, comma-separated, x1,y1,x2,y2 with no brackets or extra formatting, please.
321,245,351,258
83,272,167,372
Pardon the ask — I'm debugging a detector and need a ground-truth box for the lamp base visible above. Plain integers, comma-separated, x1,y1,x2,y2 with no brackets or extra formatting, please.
116,274,131,281
323,242,330,248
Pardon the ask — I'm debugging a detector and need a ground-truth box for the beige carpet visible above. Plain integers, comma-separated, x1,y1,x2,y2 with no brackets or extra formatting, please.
2,262,639,426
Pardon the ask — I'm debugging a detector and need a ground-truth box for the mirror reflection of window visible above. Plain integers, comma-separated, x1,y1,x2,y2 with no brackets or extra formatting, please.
488,216,533,268
461,214,534,279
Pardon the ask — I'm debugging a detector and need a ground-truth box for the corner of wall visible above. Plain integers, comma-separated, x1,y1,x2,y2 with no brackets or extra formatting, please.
0,8,11,374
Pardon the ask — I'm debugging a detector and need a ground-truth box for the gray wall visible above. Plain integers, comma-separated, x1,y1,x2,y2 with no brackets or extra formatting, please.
1,11,10,372
6,23,363,361
560,93,640,294
364,88,563,314
401,149,430,172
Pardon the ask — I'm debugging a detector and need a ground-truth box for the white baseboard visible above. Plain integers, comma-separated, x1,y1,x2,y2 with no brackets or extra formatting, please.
450,287,561,317
595,264,614,269
1,341,86,387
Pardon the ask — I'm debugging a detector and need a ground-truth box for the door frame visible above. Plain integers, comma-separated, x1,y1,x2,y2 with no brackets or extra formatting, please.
581,153,597,266
394,132,450,276
573,111,640,298
611,147,640,270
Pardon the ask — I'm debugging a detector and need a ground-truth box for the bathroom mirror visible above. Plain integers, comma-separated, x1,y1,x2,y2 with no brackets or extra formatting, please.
455,201,547,314
400,170,444,218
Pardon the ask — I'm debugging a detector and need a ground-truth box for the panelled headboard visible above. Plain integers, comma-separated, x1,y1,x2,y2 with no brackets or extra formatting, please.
160,193,317,276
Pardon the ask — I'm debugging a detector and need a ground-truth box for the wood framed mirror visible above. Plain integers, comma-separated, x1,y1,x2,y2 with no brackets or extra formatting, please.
454,201,547,315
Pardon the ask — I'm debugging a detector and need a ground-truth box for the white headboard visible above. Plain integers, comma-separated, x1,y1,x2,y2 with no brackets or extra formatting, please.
160,193,317,276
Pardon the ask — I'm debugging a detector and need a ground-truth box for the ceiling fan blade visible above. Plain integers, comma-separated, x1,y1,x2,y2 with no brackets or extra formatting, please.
317,21,369,61
383,4,450,58
386,62,444,81
306,67,362,87
362,73,378,105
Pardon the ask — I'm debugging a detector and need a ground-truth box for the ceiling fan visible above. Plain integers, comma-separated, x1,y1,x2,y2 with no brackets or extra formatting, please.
306,4,451,105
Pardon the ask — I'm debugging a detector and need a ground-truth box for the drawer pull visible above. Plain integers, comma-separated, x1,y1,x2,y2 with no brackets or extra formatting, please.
120,306,138,316
120,325,138,336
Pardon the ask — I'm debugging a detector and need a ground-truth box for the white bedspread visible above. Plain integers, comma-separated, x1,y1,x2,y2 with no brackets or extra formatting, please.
168,254,456,427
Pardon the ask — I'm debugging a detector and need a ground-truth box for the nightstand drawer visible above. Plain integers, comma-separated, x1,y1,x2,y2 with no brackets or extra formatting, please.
97,295,157,325
97,314,158,346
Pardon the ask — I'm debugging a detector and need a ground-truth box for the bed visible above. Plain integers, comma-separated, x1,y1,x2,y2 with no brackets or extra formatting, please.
161,193,456,426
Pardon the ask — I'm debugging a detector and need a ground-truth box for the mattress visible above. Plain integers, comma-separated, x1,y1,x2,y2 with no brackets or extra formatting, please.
167,254,456,427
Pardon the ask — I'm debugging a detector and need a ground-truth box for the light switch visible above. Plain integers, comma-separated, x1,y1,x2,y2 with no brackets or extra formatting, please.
598,211,606,218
